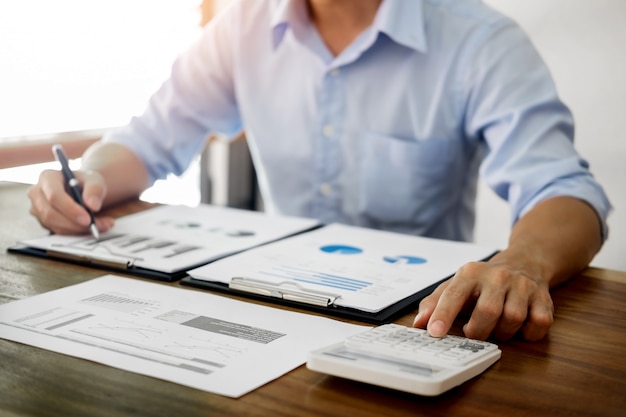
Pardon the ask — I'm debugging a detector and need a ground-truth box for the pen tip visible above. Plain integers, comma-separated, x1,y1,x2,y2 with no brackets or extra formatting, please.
90,224,100,241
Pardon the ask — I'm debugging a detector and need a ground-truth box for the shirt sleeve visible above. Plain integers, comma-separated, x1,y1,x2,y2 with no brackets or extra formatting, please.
462,18,612,239
102,5,243,185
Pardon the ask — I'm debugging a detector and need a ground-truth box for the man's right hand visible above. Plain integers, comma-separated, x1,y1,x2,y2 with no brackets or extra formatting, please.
28,169,115,235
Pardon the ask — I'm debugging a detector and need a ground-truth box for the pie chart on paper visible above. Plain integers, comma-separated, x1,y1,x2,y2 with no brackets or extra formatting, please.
383,255,427,265
319,245,363,255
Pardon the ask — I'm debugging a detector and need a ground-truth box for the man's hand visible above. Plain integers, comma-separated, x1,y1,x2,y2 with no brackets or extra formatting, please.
412,259,554,341
412,196,603,342
28,141,151,236
28,169,115,235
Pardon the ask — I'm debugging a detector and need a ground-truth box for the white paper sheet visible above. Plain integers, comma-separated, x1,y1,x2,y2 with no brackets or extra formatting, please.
188,223,497,313
0,275,367,398
19,204,319,273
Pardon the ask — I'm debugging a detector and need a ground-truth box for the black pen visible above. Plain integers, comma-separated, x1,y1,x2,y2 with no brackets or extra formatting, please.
52,144,100,240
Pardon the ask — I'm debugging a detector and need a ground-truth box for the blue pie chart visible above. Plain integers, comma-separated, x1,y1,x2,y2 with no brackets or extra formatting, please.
320,245,363,255
383,255,427,265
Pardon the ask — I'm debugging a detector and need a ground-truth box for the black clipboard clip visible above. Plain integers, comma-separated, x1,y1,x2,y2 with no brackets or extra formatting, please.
47,249,135,269
229,277,342,307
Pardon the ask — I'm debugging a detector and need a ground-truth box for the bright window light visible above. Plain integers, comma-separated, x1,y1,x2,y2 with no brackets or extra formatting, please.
0,0,203,206
0,0,202,140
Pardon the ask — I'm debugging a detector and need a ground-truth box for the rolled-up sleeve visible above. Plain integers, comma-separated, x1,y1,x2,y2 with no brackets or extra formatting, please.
463,19,612,239
102,7,243,185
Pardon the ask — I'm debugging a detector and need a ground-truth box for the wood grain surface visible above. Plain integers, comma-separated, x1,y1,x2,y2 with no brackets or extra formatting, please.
1,181,625,417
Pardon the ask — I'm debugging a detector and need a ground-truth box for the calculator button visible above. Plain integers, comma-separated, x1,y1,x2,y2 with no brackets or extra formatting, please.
458,342,486,352
343,324,499,367
307,324,502,396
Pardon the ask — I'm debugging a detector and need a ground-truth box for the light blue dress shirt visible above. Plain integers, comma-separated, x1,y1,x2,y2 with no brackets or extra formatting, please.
104,0,611,241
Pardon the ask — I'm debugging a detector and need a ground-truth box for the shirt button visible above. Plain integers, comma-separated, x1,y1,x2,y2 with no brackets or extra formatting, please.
330,68,340,77
320,183,333,196
322,125,334,138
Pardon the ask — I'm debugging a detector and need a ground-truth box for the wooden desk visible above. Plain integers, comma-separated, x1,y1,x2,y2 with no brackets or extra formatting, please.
1,181,625,417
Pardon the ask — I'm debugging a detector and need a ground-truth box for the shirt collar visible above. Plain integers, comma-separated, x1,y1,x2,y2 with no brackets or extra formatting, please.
270,0,427,53
374,0,427,52
270,0,306,49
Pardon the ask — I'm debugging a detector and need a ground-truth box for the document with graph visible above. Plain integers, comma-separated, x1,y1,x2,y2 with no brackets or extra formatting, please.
183,223,497,323
9,204,319,281
0,275,366,398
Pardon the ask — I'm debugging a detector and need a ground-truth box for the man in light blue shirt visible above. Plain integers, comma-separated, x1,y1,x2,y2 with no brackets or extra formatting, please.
29,0,611,342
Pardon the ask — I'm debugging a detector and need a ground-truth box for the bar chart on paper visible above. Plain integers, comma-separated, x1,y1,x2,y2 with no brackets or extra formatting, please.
188,223,497,313
0,276,366,397
81,292,160,313
8,292,255,373
16,204,320,274
262,265,372,291
382,255,427,265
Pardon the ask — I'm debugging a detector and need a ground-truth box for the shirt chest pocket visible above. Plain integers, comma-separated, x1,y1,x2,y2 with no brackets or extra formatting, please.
357,131,458,226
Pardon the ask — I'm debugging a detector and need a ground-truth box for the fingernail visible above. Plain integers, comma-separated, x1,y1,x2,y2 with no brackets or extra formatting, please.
85,196,101,211
412,312,422,326
429,320,445,337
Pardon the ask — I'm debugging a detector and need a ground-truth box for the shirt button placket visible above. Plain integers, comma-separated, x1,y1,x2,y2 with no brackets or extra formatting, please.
314,66,343,222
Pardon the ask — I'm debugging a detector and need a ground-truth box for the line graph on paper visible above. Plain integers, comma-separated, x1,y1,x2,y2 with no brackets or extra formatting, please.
69,317,249,368
8,289,274,374
164,336,247,360
81,318,165,340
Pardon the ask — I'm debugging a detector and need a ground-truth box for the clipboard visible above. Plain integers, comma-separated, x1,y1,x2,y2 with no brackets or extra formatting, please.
181,224,498,324
8,243,192,281
8,204,321,282
180,274,446,323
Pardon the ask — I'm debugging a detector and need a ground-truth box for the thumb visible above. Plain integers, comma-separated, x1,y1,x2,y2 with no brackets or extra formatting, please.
77,170,106,212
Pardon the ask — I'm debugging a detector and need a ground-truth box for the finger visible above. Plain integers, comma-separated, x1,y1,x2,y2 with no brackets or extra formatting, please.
29,170,113,236
412,282,448,329
41,173,93,228
28,184,51,230
77,170,106,212
33,183,115,235
28,171,69,227
37,170,105,233
462,285,506,340
95,216,116,234
427,272,475,338
29,180,89,235
490,277,537,341
77,170,114,233
521,292,554,341
491,292,528,341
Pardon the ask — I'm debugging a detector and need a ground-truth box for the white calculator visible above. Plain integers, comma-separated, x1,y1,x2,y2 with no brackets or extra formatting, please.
306,323,501,396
